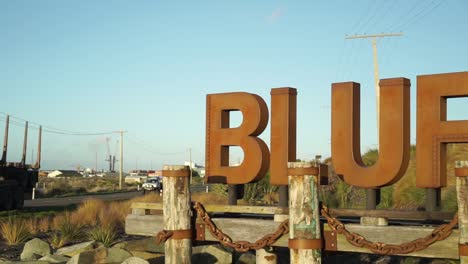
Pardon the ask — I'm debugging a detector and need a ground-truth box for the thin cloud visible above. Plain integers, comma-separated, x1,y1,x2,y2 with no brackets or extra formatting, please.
266,7,285,23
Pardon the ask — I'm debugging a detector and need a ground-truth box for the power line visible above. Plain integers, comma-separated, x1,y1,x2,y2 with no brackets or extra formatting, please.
0,112,115,136
389,0,446,32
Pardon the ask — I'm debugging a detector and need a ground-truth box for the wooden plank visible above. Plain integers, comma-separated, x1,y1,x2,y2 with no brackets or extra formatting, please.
126,214,460,259
131,202,288,215
125,214,164,236
323,224,459,259
163,165,191,264
289,162,321,263
202,218,289,246
131,202,453,221
327,208,454,221
457,160,468,263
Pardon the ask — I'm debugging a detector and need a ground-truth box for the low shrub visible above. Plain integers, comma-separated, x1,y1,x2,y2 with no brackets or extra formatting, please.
52,212,85,242
87,224,118,247
49,232,68,249
0,217,31,245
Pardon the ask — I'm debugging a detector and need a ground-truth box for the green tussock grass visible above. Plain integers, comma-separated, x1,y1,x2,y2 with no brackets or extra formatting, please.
0,217,31,245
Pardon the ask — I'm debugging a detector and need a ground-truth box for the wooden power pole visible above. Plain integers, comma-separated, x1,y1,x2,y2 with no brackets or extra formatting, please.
345,33,403,131
116,130,127,190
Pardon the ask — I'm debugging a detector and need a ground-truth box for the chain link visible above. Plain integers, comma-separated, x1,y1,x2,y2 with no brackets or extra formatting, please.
193,201,290,252
160,201,458,256
321,205,459,255
156,230,173,244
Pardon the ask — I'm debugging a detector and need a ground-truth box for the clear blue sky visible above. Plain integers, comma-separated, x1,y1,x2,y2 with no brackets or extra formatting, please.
1,1,467,171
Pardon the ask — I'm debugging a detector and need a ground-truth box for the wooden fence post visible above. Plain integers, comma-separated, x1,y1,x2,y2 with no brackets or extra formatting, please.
288,161,321,264
162,165,192,264
456,160,468,263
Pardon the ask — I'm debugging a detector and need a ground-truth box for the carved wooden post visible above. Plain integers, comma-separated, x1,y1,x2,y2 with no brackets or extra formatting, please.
288,161,322,264
456,160,468,263
162,165,192,264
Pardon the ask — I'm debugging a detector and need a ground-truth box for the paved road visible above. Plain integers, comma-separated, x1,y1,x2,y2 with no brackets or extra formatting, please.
24,185,212,208
24,191,144,208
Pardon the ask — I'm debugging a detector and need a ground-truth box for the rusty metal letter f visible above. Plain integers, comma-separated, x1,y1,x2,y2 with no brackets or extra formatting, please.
331,78,410,187
205,92,270,184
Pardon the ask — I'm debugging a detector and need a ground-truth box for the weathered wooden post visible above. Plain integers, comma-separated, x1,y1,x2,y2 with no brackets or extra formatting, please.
456,160,468,263
162,165,192,264
288,161,322,264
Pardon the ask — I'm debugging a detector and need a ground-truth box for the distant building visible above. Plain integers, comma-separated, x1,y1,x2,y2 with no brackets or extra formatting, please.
47,170,82,178
184,161,205,177
148,170,162,177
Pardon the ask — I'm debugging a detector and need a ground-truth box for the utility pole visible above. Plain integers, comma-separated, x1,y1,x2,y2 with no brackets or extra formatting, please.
189,148,193,184
115,130,127,190
345,33,403,132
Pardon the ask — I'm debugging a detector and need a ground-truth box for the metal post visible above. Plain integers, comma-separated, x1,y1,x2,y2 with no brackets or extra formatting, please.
32,188,35,200
278,186,288,207
366,188,381,210
228,185,237,205
425,188,441,212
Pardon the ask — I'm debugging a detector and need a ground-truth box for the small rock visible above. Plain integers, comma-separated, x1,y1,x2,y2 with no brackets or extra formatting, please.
236,252,256,264
20,238,51,261
122,257,151,264
113,238,165,253
39,254,71,264
129,251,164,260
192,244,233,263
56,241,96,257
105,248,133,263
66,250,95,264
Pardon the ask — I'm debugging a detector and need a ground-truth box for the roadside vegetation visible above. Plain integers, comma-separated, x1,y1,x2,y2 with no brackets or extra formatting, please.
36,176,139,198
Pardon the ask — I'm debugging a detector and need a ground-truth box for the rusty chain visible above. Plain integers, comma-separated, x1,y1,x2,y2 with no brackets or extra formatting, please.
321,205,459,255
192,201,289,252
156,230,173,244
158,201,458,255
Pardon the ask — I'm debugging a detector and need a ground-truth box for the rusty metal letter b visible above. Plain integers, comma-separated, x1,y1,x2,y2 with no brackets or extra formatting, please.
205,92,270,184
331,78,410,187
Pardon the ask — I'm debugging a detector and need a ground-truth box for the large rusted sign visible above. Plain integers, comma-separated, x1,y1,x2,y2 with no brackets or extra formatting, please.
205,71,468,188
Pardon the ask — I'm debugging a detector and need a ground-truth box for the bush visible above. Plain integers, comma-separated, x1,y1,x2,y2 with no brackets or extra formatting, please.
73,199,106,226
0,217,31,245
49,232,68,249
50,212,85,248
88,224,118,247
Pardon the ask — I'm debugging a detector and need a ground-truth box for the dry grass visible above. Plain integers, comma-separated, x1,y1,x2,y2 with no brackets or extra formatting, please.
38,217,51,233
130,192,163,203
25,218,39,235
192,192,228,205
72,198,106,226
0,217,31,246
